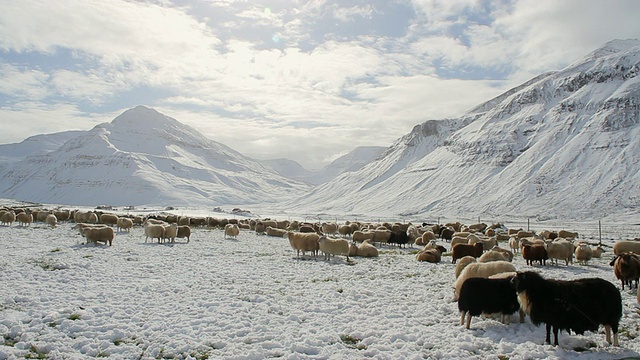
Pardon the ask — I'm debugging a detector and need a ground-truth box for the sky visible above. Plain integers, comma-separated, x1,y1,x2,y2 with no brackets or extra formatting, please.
1,0,639,170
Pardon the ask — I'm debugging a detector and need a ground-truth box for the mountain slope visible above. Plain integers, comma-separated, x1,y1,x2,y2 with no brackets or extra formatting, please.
261,146,386,185
286,39,640,220
0,106,311,206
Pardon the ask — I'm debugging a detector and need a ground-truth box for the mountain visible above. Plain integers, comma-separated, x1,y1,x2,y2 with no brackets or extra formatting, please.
261,146,386,185
0,131,85,163
0,106,311,207
284,39,640,221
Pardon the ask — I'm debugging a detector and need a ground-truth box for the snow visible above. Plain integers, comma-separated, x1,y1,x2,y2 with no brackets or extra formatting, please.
1,208,639,359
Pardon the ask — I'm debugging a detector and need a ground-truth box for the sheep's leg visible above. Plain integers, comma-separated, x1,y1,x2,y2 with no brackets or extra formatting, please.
518,309,526,323
552,325,559,346
605,325,612,344
613,331,619,347
460,311,466,326
545,323,552,344
465,314,472,329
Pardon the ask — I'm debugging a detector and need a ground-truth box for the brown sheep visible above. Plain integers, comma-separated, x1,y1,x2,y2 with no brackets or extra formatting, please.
609,252,640,290
451,243,483,264
522,244,548,266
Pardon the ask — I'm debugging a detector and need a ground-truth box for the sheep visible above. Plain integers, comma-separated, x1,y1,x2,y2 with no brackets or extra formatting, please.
478,250,511,263
144,222,165,243
74,211,98,223
163,223,178,243
45,214,57,228
451,243,483,264
116,218,134,232
352,240,379,257
513,271,622,346
83,226,115,246
254,222,267,234
544,239,574,266
225,223,240,240
574,243,592,265
489,246,514,261
440,227,455,241
609,252,640,290
177,216,190,226
416,245,447,263
452,261,517,301
177,225,191,242
99,213,119,227
613,240,640,255
73,223,104,237
558,230,578,239
388,231,410,248
265,226,288,237
517,230,536,239
458,276,522,329
509,236,520,252
372,229,392,245
36,211,49,222
1,211,16,226
16,212,33,226
318,236,350,261
522,244,548,266
287,232,320,258
592,246,605,258
468,235,497,251
450,236,469,248
352,230,374,243
417,231,436,246
338,224,353,238
455,256,477,279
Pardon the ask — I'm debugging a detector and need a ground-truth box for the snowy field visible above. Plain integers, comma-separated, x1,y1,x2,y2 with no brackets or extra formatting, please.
1,216,640,360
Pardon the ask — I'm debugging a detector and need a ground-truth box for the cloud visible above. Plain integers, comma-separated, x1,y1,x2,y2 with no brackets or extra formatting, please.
0,0,638,170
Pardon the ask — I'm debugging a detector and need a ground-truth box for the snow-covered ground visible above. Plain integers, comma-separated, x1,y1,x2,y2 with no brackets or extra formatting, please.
1,216,639,359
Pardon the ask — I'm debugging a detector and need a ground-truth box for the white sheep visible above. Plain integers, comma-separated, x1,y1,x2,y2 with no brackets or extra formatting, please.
417,230,436,246
318,236,350,261
592,246,605,258
489,246,514,261
558,229,579,239
83,226,114,246
16,212,33,227
224,223,240,240
99,213,119,227
144,222,165,243
75,211,98,223
116,218,134,232
163,223,178,243
478,250,510,263
287,232,320,258
575,243,593,265
372,229,392,245
455,256,477,279
356,240,379,257
352,230,374,243
265,226,288,237
545,238,574,266
178,216,191,226
45,214,57,228
450,236,468,248
508,236,520,253
321,222,338,235
452,261,517,301
613,240,640,255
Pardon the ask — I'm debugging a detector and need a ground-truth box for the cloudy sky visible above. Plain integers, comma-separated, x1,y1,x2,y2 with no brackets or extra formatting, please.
1,0,639,169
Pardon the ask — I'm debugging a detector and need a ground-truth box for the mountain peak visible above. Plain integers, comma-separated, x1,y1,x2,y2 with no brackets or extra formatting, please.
108,105,181,130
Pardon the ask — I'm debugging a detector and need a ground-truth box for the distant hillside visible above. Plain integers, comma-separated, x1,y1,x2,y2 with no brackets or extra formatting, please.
283,39,640,221
261,146,386,185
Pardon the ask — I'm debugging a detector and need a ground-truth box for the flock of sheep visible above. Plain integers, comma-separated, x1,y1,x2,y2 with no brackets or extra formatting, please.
2,206,640,348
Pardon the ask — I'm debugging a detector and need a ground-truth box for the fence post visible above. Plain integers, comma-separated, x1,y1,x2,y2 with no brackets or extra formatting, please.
527,218,530,231
599,220,602,246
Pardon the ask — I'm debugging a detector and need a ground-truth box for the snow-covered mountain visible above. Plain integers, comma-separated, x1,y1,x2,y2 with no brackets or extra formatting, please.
261,146,386,185
285,39,640,221
0,106,310,207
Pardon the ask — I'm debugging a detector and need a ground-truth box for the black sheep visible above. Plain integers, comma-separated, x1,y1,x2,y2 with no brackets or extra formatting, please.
388,231,409,248
458,276,523,329
512,271,622,346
